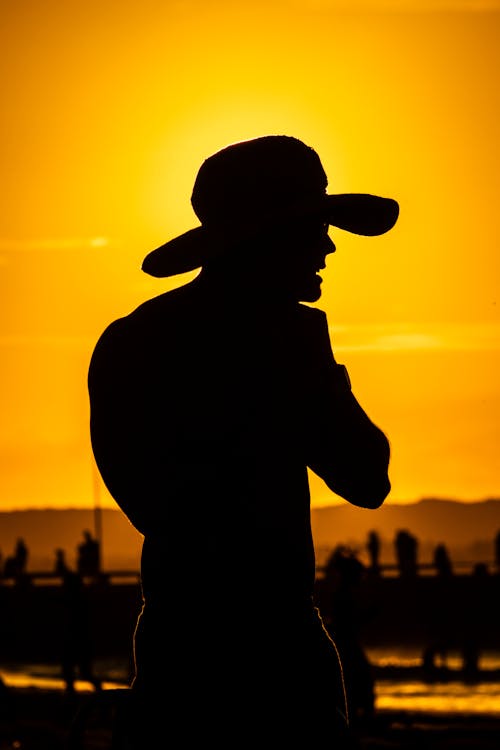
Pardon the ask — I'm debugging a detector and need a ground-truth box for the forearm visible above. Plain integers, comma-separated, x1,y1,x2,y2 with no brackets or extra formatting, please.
308,381,391,508
298,307,391,508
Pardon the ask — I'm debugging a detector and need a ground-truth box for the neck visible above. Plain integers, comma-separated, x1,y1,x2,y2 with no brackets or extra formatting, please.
195,265,299,308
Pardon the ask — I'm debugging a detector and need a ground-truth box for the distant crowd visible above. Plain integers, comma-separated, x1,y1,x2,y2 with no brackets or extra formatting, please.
1,526,499,714
0,529,101,583
1,527,500,582
320,527,500,579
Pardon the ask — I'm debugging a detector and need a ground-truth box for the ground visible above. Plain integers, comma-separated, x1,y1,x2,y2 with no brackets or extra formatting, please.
1,686,500,750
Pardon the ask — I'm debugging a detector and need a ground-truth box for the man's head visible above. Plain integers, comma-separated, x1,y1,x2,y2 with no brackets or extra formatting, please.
190,136,335,302
190,135,328,229
142,135,399,301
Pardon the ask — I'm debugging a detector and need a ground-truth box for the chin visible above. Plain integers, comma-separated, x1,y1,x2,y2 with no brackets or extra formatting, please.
297,282,322,303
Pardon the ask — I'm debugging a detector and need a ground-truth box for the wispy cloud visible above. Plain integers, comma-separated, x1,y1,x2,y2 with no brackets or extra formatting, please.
331,322,500,352
293,0,500,11
0,237,117,252
0,326,498,354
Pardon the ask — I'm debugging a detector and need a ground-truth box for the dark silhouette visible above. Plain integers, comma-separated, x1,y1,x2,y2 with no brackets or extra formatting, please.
322,546,376,725
88,135,397,746
3,537,29,582
0,674,20,749
15,538,28,572
394,529,418,578
461,561,490,680
461,636,481,682
472,561,489,577
433,542,453,578
421,543,455,677
421,607,453,678
366,530,381,576
76,530,101,579
54,547,70,576
60,570,102,694
494,529,500,574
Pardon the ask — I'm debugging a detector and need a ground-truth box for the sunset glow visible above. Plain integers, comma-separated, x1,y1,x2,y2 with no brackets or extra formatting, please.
1,1,499,510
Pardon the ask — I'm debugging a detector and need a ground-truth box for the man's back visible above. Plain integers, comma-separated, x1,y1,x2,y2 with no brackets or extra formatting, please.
89,277,322,609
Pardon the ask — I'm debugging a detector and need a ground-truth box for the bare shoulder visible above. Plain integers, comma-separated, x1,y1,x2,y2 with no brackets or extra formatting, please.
95,283,195,347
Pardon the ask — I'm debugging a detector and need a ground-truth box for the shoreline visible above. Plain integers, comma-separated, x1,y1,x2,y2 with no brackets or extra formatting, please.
4,658,500,686
3,658,500,748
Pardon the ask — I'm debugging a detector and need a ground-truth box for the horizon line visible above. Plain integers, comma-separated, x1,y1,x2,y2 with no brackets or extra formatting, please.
1,496,500,513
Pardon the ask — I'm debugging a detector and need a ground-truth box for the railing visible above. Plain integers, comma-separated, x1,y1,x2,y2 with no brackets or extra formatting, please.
1,560,497,586
0,570,141,586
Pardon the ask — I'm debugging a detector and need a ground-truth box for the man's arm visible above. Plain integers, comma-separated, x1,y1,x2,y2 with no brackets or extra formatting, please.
298,307,391,509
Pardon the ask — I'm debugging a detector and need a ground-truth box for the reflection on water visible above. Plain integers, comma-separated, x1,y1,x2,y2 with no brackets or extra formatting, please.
0,671,125,692
0,660,129,692
367,648,500,716
2,650,500,717
376,680,500,716
367,647,500,671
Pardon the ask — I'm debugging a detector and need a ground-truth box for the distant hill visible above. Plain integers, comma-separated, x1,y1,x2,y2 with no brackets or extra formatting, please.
311,497,500,567
0,498,499,572
0,508,143,572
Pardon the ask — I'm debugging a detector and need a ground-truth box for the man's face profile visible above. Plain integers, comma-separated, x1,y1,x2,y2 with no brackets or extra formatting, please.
264,216,336,303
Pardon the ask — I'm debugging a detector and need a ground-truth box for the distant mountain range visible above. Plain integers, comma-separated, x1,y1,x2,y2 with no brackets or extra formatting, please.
0,507,143,573
311,497,500,567
1,498,499,572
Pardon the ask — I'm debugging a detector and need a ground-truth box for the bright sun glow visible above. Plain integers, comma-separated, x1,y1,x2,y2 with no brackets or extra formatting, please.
1,1,499,509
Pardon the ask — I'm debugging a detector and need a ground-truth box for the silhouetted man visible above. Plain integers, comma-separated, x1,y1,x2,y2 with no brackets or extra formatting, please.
88,135,398,747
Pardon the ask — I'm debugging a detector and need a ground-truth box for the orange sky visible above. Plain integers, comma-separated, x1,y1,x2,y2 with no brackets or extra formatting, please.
1,0,499,510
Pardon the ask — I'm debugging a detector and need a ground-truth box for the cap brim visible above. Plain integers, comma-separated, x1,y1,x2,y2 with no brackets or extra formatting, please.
141,227,207,278
326,194,399,236
142,192,400,278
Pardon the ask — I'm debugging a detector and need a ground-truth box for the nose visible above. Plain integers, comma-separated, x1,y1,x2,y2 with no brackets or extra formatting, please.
324,233,336,255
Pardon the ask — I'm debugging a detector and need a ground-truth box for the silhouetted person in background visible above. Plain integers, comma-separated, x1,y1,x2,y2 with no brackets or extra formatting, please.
88,135,398,747
461,561,490,681
422,543,455,678
60,569,102,694
14,538,28,573
366,530,381,577
322,546,376,725
494,530,500,574
433,542,453,578
54,547,69,576
394,529,418,578
3,538,29,583
76,530,100,579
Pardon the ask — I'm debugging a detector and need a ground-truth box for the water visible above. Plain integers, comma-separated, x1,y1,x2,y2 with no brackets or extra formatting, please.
0,661,128,692
366,646,500,671
366,647,500,717
2,650,500,717
376,679,500,716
